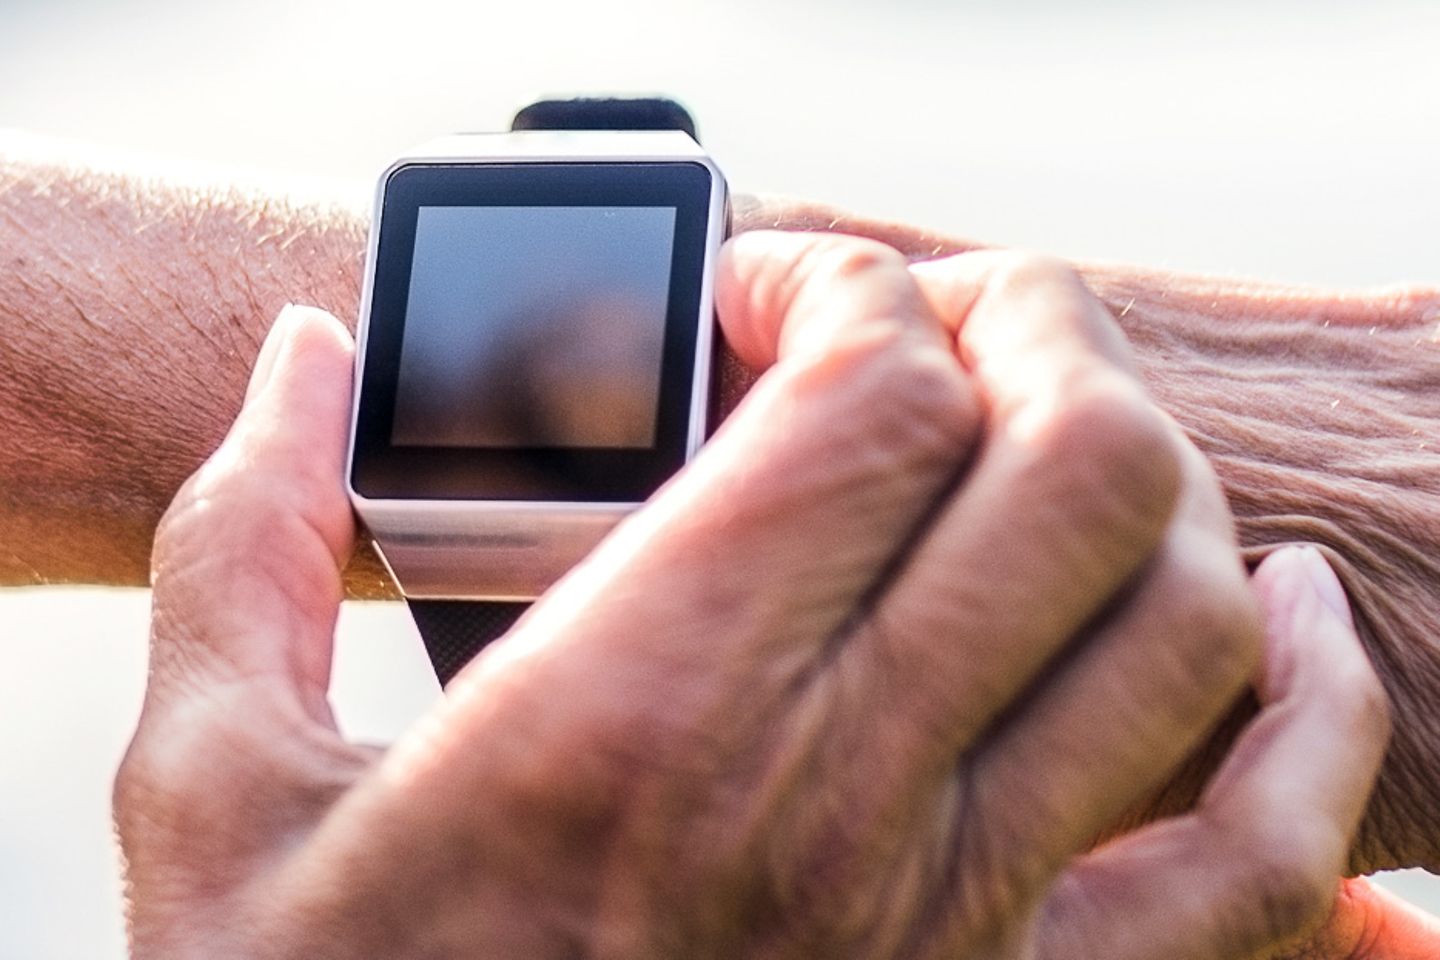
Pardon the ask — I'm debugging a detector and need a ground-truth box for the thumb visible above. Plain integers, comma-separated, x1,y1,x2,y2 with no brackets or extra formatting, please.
116,305,364,946
145,303,357,721
1034,546,1390,960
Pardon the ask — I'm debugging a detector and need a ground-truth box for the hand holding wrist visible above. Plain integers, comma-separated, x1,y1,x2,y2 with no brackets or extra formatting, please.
117,238,1387,959
731,195,1440,873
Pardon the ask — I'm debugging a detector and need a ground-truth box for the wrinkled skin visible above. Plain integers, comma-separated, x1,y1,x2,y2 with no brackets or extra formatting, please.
3,136,1433,880
115,235,1389,959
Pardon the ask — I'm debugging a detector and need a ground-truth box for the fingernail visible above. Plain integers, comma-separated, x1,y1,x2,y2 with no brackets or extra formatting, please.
244,304,301,407
1296,546,1355,626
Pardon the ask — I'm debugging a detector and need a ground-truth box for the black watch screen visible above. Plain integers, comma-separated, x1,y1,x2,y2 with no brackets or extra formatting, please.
351,160,717,501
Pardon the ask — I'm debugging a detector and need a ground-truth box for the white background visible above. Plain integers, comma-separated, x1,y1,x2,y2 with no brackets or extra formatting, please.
1,0,1437,956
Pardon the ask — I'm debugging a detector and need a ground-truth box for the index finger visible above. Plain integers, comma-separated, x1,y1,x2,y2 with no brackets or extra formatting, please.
488,231,981,670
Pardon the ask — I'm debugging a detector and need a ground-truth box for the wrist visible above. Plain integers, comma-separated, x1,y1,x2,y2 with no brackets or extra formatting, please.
0,133,366,589
1079,266,1440,871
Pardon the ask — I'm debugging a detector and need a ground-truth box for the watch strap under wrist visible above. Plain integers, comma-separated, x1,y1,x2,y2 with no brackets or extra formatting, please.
409,599,530,685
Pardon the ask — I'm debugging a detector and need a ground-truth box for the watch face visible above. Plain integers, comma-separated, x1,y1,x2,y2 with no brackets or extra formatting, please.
351,160,718,501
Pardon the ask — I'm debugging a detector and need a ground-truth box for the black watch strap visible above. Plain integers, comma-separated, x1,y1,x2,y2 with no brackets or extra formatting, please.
408,96,700,686
410,599,530,685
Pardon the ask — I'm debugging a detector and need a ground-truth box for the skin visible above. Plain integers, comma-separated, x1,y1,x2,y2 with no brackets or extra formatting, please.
0,131,1435,954
117,233,1385,958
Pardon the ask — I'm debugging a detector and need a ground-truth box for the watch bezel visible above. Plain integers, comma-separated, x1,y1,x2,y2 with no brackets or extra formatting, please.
346,132,725,511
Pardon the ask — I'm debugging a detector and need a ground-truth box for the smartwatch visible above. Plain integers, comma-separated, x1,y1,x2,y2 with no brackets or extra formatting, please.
346,101,728,684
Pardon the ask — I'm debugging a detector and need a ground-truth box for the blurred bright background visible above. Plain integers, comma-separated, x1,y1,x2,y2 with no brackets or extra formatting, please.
3,0,1439,956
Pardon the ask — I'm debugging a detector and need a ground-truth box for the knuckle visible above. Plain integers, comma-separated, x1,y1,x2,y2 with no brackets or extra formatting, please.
1165,558,1264,691
150,471,216,578
982,251,1083,299
783,237,912,333
1236,842,1338,945
1038,382,1183,536
777,325,978,469
151,446,344,588
973,249,1138,371
115,684,362,845
746,235,984,467
151,440,255,554
112,712,222,846
112,739,154,831
805,339,979,469
151,477,240,583
766,234,908,325
804,235,910,286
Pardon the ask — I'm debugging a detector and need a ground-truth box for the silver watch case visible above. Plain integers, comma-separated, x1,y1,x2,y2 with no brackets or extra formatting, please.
346,131,727,601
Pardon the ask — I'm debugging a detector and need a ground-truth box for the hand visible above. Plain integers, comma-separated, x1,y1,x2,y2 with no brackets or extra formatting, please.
116,236,1385,959
0,135,1420,946
722,203,1440,956
725,197,1440,877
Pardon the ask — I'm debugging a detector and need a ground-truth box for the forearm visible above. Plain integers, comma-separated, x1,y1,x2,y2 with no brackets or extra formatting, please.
1077,265,1440,873
1084,266,1440,604
0,131,368,589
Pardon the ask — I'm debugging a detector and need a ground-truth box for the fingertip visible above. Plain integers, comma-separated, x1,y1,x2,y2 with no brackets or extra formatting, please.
908,252,991,335
244,303,297,407
715,231,794,369
267,304,354,389
1251,546,1388,751
917,251,1140,384
247,306,354,436
1296,545,1358,627
1251,545,1303,602
244,303,353,407
1253,545,1356,635
287,302,352,344
223,304,357,557
717,231,922,372
1340,878,1440,954
1250,547,1324,703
